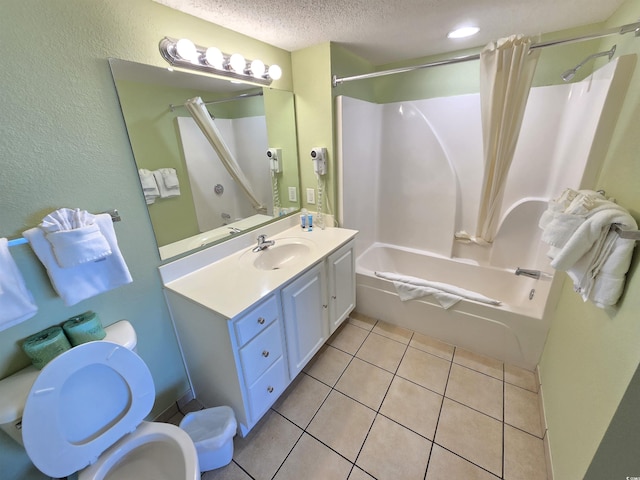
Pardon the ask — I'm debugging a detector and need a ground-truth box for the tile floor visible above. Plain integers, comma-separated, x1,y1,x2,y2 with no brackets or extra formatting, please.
169,312,548,480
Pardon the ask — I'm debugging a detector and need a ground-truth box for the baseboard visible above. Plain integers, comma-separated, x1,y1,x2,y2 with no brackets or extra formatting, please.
154,389,195,423
536,366,554,480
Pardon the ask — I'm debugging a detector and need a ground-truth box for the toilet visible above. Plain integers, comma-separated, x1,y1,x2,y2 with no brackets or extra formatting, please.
0,322,199,479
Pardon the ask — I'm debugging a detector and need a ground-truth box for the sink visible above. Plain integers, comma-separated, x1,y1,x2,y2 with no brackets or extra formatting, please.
240,238,316,271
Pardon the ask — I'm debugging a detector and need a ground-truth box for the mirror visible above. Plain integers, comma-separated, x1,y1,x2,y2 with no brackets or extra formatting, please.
108,58,301,260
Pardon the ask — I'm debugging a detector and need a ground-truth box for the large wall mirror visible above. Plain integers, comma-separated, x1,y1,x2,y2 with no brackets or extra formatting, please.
108,58,301,260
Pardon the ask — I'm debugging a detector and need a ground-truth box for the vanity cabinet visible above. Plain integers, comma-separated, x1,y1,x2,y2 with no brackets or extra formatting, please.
281,262,329,378
327,240,356,334
163,228,357,437
166,292,288,435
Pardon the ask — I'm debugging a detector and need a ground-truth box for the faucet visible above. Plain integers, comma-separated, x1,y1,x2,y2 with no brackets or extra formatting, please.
515,267,541,280
252,234,275,252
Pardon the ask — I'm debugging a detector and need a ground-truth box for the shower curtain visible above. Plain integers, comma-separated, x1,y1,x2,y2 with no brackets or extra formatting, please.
184,96,266,212
474,35,540,243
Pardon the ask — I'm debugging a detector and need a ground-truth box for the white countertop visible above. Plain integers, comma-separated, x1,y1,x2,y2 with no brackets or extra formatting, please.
164,225,357,319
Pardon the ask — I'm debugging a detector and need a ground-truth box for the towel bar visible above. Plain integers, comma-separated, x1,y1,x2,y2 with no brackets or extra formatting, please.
612,224,640,241
6,209,121,248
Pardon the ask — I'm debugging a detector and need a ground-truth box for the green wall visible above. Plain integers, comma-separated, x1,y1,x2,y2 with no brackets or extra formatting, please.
0,1,291,478
539,1,640,478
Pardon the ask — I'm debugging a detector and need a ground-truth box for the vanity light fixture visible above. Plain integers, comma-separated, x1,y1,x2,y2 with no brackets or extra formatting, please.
447,26,480,39
159,37,281,86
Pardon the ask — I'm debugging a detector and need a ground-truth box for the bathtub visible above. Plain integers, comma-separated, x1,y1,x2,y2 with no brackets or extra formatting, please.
355,243,559,369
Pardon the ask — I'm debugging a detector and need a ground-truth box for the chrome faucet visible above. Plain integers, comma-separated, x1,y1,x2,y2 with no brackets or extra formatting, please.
252,234,275,252
515,268,541,280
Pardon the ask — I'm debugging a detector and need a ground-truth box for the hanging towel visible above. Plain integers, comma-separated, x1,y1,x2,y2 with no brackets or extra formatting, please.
540,190,637,307
375,271,501,309
0,238,38,331
23,213,132,306
38,208,112,268
153,168,180,198
138,168,160,204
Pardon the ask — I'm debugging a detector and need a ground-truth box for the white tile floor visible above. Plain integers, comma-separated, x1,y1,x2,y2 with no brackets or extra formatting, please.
169,312,548,480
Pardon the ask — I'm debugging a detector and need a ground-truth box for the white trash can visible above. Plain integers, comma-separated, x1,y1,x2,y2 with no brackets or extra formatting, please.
179,406,237,472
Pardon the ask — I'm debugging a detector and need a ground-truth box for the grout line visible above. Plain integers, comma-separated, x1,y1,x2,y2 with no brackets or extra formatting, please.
424,345,455,479
502,362,506,479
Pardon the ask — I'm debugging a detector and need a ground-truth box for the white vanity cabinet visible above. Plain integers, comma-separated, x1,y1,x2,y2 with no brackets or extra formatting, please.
281,262,329,378
166,292,288,435
161,223,357,437
326,240,356,334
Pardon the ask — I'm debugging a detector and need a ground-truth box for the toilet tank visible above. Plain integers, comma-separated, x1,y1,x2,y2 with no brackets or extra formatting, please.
0,320,137,445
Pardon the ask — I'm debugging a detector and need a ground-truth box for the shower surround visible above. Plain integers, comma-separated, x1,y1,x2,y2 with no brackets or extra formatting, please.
337,56,633,368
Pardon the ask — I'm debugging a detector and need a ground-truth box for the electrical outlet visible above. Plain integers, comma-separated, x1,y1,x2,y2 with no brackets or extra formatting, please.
288,186,297,202
306,188,316,204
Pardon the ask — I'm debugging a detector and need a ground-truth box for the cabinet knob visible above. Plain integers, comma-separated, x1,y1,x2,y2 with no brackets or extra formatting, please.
257,317,266,325
322,304,328,309
262,350,270,358
331,295,337,300
267,386,274,393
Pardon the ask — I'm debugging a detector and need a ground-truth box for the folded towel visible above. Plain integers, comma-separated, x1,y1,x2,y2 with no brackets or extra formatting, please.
138,168,159,204
160,167,180,188
153,168,180,198
38,208,112,268
540,189,637,307
23,213,132,306
0,238,38,331
375,271,501,309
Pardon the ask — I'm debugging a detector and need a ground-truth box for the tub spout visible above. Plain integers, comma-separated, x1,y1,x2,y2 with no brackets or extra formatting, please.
515,268,541,280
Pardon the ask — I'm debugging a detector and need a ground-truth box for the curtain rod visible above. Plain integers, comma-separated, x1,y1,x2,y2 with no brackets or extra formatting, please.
332,21,640,87
169,91,263,112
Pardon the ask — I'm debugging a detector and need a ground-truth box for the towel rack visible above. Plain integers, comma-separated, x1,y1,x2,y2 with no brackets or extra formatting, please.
6,209,121,248
612,224,640,241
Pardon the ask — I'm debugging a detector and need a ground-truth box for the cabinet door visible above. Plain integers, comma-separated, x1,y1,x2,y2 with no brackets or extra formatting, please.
328,241,356,334
281,263,327,378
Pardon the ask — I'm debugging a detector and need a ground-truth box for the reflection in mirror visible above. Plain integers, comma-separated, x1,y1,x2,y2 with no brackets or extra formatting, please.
108,59,301,260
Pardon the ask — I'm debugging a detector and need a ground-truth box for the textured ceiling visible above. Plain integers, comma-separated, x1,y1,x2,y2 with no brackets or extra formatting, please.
153,0,626,65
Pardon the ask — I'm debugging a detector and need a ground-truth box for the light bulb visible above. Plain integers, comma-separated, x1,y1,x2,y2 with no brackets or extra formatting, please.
250,59,266,78
447,26,480,39
205,47,224,69
229,53,246,73
175,38,198,62
268,64,282,80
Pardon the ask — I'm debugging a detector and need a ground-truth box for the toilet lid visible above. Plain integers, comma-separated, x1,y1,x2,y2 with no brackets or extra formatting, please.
22,341,155,478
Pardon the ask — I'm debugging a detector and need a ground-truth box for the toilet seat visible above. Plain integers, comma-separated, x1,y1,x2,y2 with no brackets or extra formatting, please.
22,341,155,478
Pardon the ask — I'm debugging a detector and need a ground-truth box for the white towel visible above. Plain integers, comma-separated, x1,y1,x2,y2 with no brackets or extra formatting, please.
153,168,180,198
23,214,132,306
541,190,637,307
0,238,38,331
138,169,160,204
39,208,112,268
375,271,501,309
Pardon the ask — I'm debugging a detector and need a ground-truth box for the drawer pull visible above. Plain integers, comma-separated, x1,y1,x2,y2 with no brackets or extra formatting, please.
257,317,266,325
262,350,270,358
267,386,274,393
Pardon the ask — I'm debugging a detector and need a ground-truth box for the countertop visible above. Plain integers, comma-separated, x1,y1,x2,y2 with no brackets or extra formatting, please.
164,225,358,319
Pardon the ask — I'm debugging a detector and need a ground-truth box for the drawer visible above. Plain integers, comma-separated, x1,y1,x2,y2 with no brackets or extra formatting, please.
247,356,288,423
239,321,283,387
234,295,279,346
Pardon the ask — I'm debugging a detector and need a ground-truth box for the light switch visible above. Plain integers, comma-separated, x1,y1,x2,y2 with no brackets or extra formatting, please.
306,188,315,204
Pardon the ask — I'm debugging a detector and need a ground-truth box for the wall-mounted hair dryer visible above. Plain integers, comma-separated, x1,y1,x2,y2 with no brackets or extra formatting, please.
267,148,282,173
310,147,327,175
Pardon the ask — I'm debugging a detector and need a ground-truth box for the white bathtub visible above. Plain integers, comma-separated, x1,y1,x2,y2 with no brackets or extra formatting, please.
355,243,558,369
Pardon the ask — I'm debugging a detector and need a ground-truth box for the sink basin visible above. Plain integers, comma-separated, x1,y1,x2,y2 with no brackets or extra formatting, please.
240,238,316,271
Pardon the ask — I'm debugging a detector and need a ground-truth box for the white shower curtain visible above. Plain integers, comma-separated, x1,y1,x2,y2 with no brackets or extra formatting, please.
474,35,540,243
184,96,266,212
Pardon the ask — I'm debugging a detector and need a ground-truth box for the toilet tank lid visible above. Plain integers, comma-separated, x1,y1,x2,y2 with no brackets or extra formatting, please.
0,320,137,424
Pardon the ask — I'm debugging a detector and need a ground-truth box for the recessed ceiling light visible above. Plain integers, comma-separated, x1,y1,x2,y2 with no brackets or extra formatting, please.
447,26,480,39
